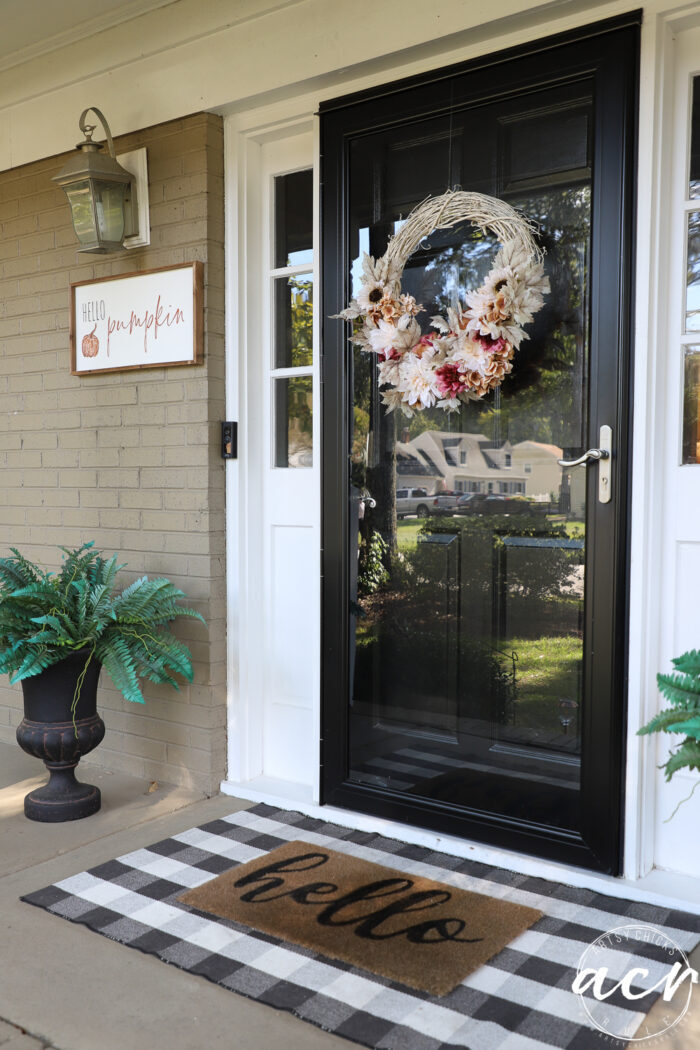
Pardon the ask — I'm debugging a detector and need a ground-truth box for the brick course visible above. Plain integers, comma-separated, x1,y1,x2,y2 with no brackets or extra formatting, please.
0,113,226,795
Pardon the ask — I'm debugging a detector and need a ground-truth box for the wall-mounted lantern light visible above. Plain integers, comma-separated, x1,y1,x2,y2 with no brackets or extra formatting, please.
53,107,141,253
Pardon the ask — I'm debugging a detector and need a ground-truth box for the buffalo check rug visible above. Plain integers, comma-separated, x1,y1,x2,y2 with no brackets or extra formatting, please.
22,803,700,1050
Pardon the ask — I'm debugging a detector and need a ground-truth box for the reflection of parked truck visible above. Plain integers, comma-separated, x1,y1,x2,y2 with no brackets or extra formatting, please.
396,487,431,518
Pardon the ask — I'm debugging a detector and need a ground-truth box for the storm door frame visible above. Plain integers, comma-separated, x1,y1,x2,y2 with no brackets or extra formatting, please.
320,12,639,875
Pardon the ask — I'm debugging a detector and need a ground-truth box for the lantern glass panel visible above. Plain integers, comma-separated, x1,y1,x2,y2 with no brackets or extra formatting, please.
65,180,98,245
94,180,127,243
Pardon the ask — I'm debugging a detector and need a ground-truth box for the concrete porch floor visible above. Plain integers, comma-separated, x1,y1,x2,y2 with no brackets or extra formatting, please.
1,740,698,1050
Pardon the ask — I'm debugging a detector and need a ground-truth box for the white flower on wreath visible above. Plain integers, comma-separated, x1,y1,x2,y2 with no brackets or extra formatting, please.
451,333,490,376
356,280,387,314
380,388,411,415
367,314,421,355
377,357,402,388
367,320,399,355
397,347,441,409
438,396,463,412
465,241,549,346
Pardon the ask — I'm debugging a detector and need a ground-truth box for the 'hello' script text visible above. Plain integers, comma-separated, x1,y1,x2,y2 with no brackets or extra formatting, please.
234,848,483,945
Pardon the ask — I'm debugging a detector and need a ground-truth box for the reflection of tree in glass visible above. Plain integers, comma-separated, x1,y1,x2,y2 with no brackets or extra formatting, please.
286,376,312,457
288,275,313,367
682,350,700,464
687,212,700,330
279,275,314,465
351,350,372,478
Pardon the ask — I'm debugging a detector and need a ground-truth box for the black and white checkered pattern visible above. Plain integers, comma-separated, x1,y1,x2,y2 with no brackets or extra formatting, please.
22,804,700,1050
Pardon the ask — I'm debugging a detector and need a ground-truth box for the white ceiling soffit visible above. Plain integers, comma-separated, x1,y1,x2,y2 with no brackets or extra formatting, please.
0,0,175,72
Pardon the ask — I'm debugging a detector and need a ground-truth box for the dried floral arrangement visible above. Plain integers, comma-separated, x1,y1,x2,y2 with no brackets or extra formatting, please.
336,190,550,416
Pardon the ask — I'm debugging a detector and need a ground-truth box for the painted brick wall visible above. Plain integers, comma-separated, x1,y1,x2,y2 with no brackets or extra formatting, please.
0,113,226,795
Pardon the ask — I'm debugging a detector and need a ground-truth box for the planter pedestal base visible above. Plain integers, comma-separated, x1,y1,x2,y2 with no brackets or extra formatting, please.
23,761,102,822
16,663,106,822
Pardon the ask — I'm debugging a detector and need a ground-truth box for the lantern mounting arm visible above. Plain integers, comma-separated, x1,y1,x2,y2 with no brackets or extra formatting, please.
78,107,116,157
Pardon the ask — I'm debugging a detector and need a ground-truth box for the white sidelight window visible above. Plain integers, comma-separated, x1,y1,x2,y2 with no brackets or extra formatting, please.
226,120,320,798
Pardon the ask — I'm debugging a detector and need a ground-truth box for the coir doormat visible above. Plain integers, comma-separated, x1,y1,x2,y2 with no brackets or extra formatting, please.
21,804,700,1050
178,838,542,995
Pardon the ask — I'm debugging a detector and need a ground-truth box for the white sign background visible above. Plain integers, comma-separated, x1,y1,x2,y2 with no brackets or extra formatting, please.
71,263,201,375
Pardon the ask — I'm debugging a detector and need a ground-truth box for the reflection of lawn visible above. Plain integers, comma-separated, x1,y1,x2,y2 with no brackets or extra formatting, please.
508,634,581,732
397,520,422,551
564,520,585,540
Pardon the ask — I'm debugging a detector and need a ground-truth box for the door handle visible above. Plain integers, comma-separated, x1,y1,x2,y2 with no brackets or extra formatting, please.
557,448,608,467
557,425,612,504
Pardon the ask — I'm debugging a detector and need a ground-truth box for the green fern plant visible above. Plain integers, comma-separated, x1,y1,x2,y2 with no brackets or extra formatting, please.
0,542,205,715
638,651,700,804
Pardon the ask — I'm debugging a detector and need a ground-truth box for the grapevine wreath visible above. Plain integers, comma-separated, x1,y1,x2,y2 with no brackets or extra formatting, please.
336,190,550,416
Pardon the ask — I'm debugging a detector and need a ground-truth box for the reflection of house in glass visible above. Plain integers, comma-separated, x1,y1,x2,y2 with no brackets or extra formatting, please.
395,431,583,512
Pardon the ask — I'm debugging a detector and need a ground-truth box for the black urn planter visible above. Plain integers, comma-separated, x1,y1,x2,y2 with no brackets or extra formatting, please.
16,650,105,822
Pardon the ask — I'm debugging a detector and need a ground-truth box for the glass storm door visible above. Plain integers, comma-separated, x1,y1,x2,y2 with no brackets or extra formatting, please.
321,15,638,874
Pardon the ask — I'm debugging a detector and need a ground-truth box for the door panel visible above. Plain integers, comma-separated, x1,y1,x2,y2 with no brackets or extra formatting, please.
321,15,638,874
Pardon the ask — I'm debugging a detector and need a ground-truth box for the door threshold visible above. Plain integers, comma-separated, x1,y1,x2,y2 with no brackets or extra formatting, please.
220,775,700,915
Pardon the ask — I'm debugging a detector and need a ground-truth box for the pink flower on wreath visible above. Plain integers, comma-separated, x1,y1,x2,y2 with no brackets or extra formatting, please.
476,335,510,355
378,346,403,362
414,334,435,358
435,361,469,398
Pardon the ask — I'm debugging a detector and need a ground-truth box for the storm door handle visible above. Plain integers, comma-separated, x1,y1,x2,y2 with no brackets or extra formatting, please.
557,425,612,504
557,448,608,467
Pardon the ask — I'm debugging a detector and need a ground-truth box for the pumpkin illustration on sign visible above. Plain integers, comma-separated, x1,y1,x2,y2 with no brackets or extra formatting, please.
81,324,99,358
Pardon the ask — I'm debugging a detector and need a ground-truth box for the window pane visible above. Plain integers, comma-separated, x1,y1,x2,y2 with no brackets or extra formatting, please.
274,170,313,267
690,76,700,199
273,273,313,368
273,376,313,468
682,346,700,464
687,212,700,332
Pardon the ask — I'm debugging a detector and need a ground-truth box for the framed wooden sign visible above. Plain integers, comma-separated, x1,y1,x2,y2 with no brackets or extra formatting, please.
70,261,203,376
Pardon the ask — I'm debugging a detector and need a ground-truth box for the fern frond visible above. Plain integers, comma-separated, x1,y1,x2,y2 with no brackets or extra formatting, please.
134,627,194,682
0,639,28,674
639,649,700,807
69,578,90,632
112,578,188,623
0,550,46,592
638,709,697,736
101,623,193,688
665,716,700,739
7,581,60,605
97,553,122,594
656,671,700,707
672,650,700,676
10,648,57,682
662,739,700,780
30,612,80,639
99,637,145,704
57,542,97,585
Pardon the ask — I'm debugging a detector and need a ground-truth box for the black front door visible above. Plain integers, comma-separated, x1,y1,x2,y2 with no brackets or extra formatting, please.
321,14,638,874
